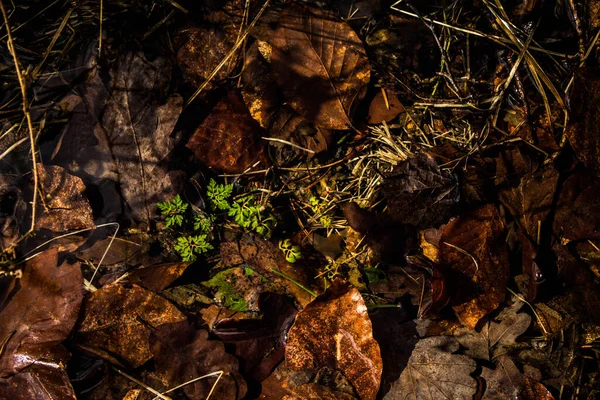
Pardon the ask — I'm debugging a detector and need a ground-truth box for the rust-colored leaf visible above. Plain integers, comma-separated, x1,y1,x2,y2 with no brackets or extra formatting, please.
519,376,555,399
285,279,382,400
440,204,509,329
186,91,269,174
74,283,186,368
271,5,371,130
367,90,404,124
150,321,247,400
125,261,191,291
0,248,83,376
35,164,95,232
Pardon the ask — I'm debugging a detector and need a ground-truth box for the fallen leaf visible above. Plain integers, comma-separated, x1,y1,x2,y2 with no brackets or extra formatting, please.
0,364,77,400
519,376,555,399
454,299,531,361
35,164,95,232
440,204,509,329
125,261,191,291
554,172,600,241
186,91,269,174
0,174,26,252
149,321,247,400
0,248,83,376
220,233,315,306
74,283,186,368
384,336,477,399
271,4,371,129
285,279,382,400
480,356,525,399
367,90,404,124
212,293,298,382
383,154,460,229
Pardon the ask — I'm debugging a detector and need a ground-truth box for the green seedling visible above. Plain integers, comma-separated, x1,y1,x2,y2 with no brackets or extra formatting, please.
309,196,333,228
229,195,277,238
174,235,214,262
279,239,302,263
207,178,233,211
193,212,214,234
157,195,188,227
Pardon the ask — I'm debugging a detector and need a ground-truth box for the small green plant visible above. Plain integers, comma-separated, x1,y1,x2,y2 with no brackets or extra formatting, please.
207,179,233,210
193,212,214,234
174,235,214,262
229,195,277,238
279,239,302,263
309,196,332,228
157,195,188,227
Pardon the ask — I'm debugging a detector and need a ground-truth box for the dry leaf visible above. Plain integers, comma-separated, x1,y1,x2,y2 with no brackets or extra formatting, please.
480,356,525,399
74,283,186,368
150,321,247,400
0,248,83,377
271,5,371,130
186,91,269,174
367,91,404,124
35,164,95,232
285,280,382,400
519,376,555,399
440,204,509,329
0,364,77,400
125,261,191,291
554,172,600,241
384,336,477,399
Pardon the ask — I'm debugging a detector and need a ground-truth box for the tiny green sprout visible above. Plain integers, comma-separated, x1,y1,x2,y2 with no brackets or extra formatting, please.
207,179,233,211
174,235,214,262
229,195,277,238
193,212,214,234
319,215,333,228
279,239,302,263
157,195,188,227
309,196,332,228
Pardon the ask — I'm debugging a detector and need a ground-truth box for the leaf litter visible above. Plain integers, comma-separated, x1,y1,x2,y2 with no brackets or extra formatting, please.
1,0,599,398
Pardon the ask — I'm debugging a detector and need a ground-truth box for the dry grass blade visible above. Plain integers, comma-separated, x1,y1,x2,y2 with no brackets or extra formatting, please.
0,0,40,239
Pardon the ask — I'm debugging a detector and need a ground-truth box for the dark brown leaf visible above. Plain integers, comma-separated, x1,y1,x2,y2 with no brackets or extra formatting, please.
186,91,269,174
125,261,191,291
0,364,77,400
150,321,247,400
0,174,26,252
74,283,186,368
0,248,83,376
271,5,371,130
35,164,95,232
285,280,382,400
440,204,509,329
384,336,477,399
554,172,600,241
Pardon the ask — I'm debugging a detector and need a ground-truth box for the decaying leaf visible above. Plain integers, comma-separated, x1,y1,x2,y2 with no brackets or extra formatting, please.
149,321,247,400
271,4,371,130
440,204,509,329
74,283,186,368
220,233,314,306
0,364,77,400
285,280,382,400
554,172,600,241
519,376,555,399
186,91,269,174
480,356,525,399
385,336,477,399
35,164,95,232
383,154,459,229
0,248,83,377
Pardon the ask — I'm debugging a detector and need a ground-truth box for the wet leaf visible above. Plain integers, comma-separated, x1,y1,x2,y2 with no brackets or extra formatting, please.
186,91,269,174
440,204,509,329
74,283,186,368
149,321,247,400
384,336,477,399
285,280,382,400
35,164,95,232
271,4,371,130
0,248,83,376
0,364,77,400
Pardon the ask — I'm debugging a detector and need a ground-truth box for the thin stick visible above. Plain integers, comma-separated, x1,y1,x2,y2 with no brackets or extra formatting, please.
0,0,40,236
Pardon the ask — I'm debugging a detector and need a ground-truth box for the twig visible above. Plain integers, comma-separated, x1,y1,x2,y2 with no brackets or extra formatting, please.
0,0,40,236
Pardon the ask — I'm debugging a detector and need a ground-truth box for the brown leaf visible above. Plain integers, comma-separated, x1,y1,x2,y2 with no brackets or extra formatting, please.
384,336,477,399
271,5,371,130
554,172,600,241
0,248,83,376
74,283,186,368
150,322,247,399
367,90,404,124
519,377,555,400
440,204,509,329
0,174,27,251
186,91,269,174
480,356,525,399
125,261,191,291
285,280,382,400
0,364,77,400
220,233,314,306
566,68,600,176
35,164,95,232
